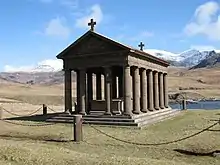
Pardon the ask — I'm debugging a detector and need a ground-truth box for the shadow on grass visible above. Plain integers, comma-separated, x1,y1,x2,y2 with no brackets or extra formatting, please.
0,134,73,143
174,149,220,157
207,129,220,132
4,112,67,123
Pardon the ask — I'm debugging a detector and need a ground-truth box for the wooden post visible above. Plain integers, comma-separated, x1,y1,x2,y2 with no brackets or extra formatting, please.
43,104,47,115
182,99,187,110
73,115,83,142
0,107,2,120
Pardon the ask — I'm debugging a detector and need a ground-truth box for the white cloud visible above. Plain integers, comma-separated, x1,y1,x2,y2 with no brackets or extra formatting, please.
184,1,220,40
190,45,220,53
4,59,63,72
190,45,216,51
75,4,103,29
43,17,71,39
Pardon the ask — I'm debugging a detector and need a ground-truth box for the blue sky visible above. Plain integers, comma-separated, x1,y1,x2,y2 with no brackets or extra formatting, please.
0,0,220,72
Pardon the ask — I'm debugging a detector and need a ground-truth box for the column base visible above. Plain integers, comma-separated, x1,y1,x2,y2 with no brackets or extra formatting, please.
160,106,165,109
148,108,154,111
155,107,160,110
122,112,132,116
79,112,87,115
132,110,141,115
104,111,112,116
141,109,148,113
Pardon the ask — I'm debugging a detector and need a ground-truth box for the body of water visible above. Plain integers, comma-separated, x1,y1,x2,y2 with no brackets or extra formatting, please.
169,100,220,110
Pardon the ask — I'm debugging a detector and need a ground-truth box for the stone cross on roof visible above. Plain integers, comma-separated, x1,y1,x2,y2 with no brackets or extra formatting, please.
88,19,96,31
138,42,145,51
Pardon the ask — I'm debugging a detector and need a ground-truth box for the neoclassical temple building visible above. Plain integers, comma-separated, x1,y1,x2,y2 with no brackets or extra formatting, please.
56,19,179,126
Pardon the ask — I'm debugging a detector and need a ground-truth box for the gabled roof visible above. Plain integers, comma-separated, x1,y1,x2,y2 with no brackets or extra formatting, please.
56,30,169,66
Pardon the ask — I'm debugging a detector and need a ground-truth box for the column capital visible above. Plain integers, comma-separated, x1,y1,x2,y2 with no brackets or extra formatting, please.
130,65,139,69
139,67,147,72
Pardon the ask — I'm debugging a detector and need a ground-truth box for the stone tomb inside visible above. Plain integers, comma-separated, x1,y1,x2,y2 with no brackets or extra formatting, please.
54,22,180,127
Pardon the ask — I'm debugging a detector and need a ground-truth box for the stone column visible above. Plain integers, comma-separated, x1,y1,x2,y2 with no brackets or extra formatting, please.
159,72,165,109
112,74,117,99
64,69,72,112
133,66,141,114
76,70,80,113
164,73,169,108
118,73,123,98
148,70,154,111
153,71,160,110
123,65,132,115
104,67,112,115
87,71,93,113
140,69,148,113
96,72,102,100
79,69,86,115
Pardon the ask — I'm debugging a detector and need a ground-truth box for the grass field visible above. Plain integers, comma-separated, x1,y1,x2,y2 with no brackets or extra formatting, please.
0,110,219,165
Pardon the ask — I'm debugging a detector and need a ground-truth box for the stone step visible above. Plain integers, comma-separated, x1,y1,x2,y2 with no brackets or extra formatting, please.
138,110,181,127
48,116,135,122
46,118,138,126
47,109,178,123
54,108,173,120
45,109,181,127
133,109,178,123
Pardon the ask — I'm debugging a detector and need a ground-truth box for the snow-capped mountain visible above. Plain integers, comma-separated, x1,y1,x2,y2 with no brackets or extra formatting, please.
178,49,209,67
144,49,220,67
31,65,59,73
144,49,182,62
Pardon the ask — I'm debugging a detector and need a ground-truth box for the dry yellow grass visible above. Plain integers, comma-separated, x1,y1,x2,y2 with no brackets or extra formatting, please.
0,110,219,165
0,67,220,105
168,67,220,99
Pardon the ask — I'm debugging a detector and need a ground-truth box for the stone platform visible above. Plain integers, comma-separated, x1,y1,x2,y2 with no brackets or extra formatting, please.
46,108,182,127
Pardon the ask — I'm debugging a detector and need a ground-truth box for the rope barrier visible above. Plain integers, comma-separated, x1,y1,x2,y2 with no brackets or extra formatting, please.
1,106,42,117
47,106,60,113
1,104,219,145
0,119,57,127
84,120,219,146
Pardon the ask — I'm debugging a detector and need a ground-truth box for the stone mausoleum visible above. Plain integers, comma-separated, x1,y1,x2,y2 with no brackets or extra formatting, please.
55,19,180,127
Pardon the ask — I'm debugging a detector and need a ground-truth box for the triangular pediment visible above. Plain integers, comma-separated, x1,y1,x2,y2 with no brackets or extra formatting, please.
57,31,130,59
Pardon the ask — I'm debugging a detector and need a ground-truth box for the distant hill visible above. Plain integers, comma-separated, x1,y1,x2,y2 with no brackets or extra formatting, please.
0,71,76,85
190,51,220,69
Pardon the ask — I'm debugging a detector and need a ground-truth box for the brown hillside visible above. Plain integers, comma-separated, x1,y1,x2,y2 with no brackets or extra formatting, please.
0,67,220,105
